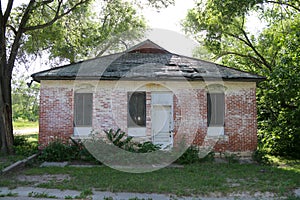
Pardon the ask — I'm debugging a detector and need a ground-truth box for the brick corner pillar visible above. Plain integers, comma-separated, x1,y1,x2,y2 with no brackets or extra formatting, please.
38,84,74,148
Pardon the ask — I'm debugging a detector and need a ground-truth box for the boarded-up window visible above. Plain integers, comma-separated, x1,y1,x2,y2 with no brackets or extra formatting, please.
74,93,93,126
128,92,146,127
207,93,225,126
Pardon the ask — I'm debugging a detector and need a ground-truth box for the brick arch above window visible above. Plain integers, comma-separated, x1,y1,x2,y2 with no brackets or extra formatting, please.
74,83,95,93
205,84,227,93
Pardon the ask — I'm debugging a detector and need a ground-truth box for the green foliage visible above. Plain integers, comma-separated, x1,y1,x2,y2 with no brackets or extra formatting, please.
0,0,174,156
184,0,300,158
13,135,38,156
74,189,93,199
0,192,18,197
13,120,38,129
224,153,239,164
103,197,114,200
76,145,98,162
285,195,300,200
175,145,200,164
12,76,39,122
252,149,270,165
39,140,77,162
20,0,146,63
200,151,215,162
104,128,162,153
136,141,161,153
255,17,300,158
71,139,99,163
105,128,133,150
39,139,98,162
28,191,57,198
13,162,300,196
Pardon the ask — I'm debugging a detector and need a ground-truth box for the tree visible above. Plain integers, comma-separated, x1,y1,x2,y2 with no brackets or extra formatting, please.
12,76,39,122
184,0,300,157
0,0,174,154
20,0,146,63
1,0,92,154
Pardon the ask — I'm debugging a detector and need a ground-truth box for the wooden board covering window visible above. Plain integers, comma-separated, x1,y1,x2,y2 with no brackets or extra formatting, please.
207,93,225,126
74,93,93,126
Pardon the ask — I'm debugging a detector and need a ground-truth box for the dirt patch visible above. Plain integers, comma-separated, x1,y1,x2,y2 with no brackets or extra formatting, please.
17,174,71,185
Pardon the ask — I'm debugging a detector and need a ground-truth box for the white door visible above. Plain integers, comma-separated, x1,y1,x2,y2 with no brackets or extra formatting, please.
152,93,173,149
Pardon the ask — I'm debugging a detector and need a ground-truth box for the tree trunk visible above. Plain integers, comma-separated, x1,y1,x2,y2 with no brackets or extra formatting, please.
0,4,14,154
0,73,14,155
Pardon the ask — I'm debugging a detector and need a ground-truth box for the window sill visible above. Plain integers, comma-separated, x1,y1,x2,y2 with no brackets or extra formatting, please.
74,127,92,137
207,126,224,136
128,127,147,137
206,135,229,142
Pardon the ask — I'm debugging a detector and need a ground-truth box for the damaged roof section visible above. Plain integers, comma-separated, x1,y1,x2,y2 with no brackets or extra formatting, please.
32,39,265,82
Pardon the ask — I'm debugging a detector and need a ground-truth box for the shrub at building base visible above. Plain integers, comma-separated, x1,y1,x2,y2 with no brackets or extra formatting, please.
13,135,38,156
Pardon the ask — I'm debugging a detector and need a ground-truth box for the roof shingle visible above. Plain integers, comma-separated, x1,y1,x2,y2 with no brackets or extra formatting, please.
32,40,265,82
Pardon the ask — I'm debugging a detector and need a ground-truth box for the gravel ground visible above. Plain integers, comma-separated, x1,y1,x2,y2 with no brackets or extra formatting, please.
1,186,299,200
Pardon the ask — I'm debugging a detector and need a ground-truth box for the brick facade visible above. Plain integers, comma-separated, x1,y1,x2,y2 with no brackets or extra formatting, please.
39,82,74,148
38,80,257,154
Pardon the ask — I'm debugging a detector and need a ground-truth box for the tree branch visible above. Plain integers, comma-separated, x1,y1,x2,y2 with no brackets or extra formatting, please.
7,0,36,76
23,0,90,32
0,2,3,19
7,0,90,74
216,51,265,69
240,28,273,71
3,0,14,25
270,48,280,66
266,0,300,12
6,24,17,35
224,31,251,46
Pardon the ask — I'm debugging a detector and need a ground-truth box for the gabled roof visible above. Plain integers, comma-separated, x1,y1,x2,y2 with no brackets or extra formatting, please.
32,40,265,82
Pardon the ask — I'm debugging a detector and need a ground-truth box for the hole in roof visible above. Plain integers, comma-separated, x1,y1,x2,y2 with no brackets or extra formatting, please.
194,68,206,73
166,63,177,66
178,65,189,68
106,68,118,72
180,68,195,73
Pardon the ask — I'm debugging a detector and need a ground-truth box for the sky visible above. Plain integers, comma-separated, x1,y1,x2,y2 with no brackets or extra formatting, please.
143,1,195,32
140,1,198,57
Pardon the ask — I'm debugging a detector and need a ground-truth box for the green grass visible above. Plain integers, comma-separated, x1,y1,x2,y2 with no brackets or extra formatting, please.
28,191,57,198
0,154,25,171
0,134,39,170
267,155,300,173
13,120,38,130
0,192,18,197
1,162,298,197
16,133,38,143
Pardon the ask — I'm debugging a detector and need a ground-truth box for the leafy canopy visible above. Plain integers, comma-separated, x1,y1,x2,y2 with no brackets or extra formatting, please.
184,0,300,158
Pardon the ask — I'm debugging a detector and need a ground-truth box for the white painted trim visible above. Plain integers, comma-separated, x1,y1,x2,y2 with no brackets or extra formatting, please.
74,127,92,137
128,127,147,137
207,126,224,136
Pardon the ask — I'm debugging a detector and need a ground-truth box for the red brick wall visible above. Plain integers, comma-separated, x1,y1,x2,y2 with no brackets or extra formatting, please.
188,87,257,153
223,88,257,152
38,81,257,153
39,84,74,147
